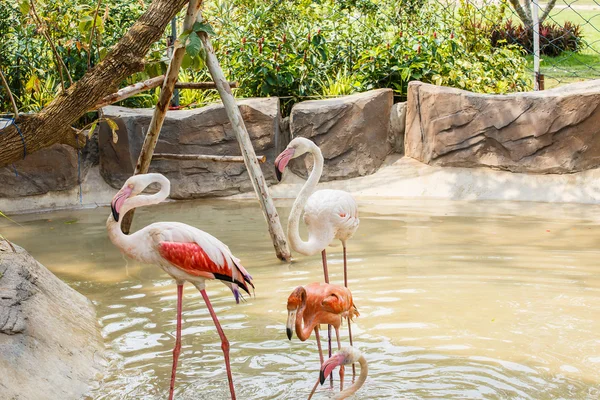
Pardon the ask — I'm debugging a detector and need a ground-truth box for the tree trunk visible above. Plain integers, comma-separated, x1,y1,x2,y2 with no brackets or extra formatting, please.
0,0,188,169
198,21,292,262
120,0,203,234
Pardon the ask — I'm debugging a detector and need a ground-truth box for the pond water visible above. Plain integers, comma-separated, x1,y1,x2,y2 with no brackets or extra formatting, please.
2,198,600,399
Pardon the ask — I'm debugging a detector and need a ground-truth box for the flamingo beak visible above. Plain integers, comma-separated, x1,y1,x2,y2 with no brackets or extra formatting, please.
286,309,297,340
110,185,133,222
274,147,295,182
319,353,345,385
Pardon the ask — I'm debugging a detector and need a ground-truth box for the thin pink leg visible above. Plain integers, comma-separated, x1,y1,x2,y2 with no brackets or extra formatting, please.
200,289,236,400
168,284,183,400
314,326,324,365
335,326,344,391
322,249,333,386
321,249,330,283
343,244,356,378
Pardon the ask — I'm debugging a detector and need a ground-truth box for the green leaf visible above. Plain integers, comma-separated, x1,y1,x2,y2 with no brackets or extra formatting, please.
182,53,192,69
19,0,30,15
186,32,202,58
178,31,190,43
192,21,216,36
265,74,277,85
105,118,119,143
87,121,97,138
78,16,93,35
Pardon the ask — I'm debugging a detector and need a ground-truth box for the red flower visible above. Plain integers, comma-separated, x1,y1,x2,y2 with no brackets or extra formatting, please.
433,31,437,39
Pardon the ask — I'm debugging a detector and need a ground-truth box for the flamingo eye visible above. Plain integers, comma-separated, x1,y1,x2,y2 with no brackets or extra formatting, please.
128,184,134,189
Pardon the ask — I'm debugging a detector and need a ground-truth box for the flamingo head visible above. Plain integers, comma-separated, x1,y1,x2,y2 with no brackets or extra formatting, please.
110,173,168,221
319,347,363,385
274,137,315,181
286,286,306,340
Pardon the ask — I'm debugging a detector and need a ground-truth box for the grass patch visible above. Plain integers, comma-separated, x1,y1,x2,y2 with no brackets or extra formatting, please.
526,8,600,88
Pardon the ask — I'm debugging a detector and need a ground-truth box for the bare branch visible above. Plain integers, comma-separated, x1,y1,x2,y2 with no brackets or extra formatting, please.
0,68,18,117
88,0,103,71
539,0,558,24
29,0,74,88
94,75,165,109
153,153,266,163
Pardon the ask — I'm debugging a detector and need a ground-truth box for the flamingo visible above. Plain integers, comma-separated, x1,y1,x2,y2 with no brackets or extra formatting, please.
286,282,359,389
106,173,253,400
275,137,360,363
307,347,368,400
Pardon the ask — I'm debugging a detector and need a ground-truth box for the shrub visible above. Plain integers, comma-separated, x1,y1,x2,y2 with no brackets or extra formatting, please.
490,19,583,57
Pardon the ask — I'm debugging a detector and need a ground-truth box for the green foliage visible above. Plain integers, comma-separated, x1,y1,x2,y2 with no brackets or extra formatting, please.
490,20,583,57
1,0,532,115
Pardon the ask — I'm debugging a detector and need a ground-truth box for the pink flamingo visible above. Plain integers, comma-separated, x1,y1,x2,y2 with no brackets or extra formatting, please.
275,137,360,363
286,282,359,389
106,173,253,400
308,347,368,400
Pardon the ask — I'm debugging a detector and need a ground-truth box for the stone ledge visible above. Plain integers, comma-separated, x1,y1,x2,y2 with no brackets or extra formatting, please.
405,80,600,173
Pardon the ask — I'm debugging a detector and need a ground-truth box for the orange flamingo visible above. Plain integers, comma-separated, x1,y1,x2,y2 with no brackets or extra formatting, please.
106,173,253,400
286,282,359,388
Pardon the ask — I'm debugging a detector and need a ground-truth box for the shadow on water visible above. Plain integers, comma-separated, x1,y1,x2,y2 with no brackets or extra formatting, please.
2,197,600,399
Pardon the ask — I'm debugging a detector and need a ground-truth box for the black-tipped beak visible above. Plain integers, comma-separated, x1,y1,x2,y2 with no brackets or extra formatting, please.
286,327,292,340
319,369,326,385
276,167,283,182
111,204,120,222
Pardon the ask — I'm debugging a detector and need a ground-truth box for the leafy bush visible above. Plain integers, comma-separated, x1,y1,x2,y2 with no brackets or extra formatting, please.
490,19,583,57
1,0,532,115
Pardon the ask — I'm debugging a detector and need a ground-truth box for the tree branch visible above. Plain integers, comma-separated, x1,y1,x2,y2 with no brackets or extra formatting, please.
507,0,533,27
540,0,558,24
0,68,18,117
0,0,189,168
29,0,74,88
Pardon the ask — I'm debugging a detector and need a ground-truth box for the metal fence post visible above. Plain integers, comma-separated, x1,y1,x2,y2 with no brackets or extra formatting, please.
532,0,541,91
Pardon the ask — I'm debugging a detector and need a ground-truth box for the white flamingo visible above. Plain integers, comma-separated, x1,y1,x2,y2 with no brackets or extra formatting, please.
308,347,368,400
106,173,253,400
275,137,360,362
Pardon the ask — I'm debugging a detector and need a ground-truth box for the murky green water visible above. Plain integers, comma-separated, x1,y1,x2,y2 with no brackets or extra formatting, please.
2,198,600,399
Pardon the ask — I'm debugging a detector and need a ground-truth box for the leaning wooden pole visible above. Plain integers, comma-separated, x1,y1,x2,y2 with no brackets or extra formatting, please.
120,0,203,234
198,18,291,262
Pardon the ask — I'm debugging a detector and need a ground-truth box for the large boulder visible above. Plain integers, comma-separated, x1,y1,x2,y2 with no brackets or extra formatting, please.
405,80,600,173
289,89,393,181
99,98,282,198
0,241,104,399
0,144,79,198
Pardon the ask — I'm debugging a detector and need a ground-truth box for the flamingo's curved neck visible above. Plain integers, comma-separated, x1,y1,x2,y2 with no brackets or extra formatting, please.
334,355,368,400
288,141,326,255
295,291,318,341
106,176,170,251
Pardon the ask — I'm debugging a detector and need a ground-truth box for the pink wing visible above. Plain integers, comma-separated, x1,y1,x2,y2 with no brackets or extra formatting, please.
158,241,253,303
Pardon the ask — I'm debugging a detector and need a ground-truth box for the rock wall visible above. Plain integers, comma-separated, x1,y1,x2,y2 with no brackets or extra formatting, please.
0,143,92,198
289,89,393,181
0,241,104,399
100,98,282,198
405,80,600,173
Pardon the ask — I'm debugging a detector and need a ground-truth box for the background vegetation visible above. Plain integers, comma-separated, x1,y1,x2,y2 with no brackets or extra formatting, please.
2,0,591,116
